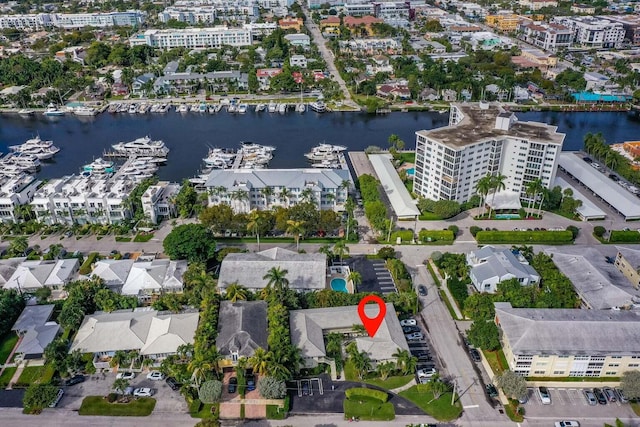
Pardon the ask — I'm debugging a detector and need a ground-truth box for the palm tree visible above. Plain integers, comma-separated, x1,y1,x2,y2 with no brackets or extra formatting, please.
261,186,274,208
525,178,544,218
248,348,272,375
247,210,264,251
488,173,507,218
8,236,28,256
475,174,492,216
333,240,349,264
300,187,315,204
113,378,130,398
286,219,306,251
347,271,362,291
110,350,128,368
392,348,417,375
318,244,334,262
262,266,289,293
267,361,291,380
376,361,395,381
352,350,372,380
279,188,291,207
225,282,248,302
230,189,250,213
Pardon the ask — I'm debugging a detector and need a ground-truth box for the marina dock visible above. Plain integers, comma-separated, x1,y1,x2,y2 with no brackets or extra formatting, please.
103,149,168,158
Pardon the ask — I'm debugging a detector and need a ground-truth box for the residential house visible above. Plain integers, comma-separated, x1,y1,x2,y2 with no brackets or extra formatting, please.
343,15,383,36
290,304,409,377
12,304,60,360
441,88,457,101
320,16,341,35
278,17,303,31
121,256,187,301
132,73,155,96
467,246,540,293
367,55,393,75
376,83,411,100
256,68,283,90
419,88,440,101
4,259,79,292
216,301,267,367
218,248,327,293
141,181,180,224
284,33,311,49
290,54,308,68
90,259,135,293
495,302,640,377
70,308,200,369
571,4,596,14
204,168,351,213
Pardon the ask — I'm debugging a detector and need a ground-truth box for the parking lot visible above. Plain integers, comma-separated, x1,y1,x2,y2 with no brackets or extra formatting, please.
58,372,187,413
347,256,397,295
404,317,439,383
522,387,636,419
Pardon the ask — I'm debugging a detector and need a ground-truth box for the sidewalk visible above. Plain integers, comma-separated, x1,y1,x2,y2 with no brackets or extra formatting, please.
389,378,416,394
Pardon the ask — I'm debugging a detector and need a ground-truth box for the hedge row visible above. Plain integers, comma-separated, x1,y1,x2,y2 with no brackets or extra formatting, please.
345,387,388,402
389,230,414,243
418,229,454,242
79,252,99,275
475,230,574,244
609,230,640,243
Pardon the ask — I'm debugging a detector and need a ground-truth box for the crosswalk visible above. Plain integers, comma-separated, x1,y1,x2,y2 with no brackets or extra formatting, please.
370,260,397,294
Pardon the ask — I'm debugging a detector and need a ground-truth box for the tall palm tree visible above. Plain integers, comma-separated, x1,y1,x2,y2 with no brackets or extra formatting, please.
263,266,289,293
225,282,248,302
525,178,544,219
376,361,395,381
248,348,272,375
318,244,334,262
347,271,362,291
488,173,507,218
300,187,315,204
392,348,417,375
230,189,250,213
110,350,128,368
333,240,349,264
247,210,264,251
261,186,274,208
286,219,306,251
279,188,291,208
475,174,493,216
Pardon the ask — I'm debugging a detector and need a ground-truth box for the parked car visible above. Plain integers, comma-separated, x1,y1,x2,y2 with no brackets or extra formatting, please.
116,372,135,380
402,326,420,334
417,368,436,378
133,388,153,397
418,285,428,296
518,393,528,404
400,319,417,327
228,377,237,394
301,381,309,396
146,371,165,381
593,388,607,405
166,377,181,391
413,351,431,359
64,374,85,386
603,387,617,403
486,384,499,398
247,374,256,392
615,388,628,403
405,332,424,341
538,386,551,404
554,421,580,427
49,388,64,407
583,157,592,163
584,389,597,406
469,348,481,362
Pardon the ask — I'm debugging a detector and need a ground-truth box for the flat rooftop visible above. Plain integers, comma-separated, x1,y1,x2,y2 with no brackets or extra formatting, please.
417,103,565,148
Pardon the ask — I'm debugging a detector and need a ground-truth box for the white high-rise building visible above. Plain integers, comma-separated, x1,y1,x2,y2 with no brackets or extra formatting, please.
129,27,252,49
0,11,143,30
552,16,625,48
413,103,565,203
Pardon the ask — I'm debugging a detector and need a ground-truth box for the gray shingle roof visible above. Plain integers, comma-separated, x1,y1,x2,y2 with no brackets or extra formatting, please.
219,248,327,291
216,301,267,358
91,259,134,287
205,168,351,190
544,247,640,309
12,305,54,333
470,247,539,285
12,305,59,357
289,303,409,362
495,302,640,356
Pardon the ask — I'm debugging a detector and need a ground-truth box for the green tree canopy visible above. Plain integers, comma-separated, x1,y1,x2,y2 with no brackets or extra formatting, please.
257,376,287,399
467,320,500,351
494,370,527,400
198,380,223,404
163,224,217,262
23,384,58,412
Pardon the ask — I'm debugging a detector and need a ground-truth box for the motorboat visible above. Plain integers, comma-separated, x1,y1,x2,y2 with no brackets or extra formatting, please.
18,109,35,117
43,103,65,116
255,104,266,112
305,143,347,162
237,103,248,114
268,101,277,113
190,103,200,112
108,103,120,113
112,136,169,156
199,102,207,113
227,104,237,113
117,103,129,113
309,101,327,113
311,160,340,168
138,103,150,114
83,158,115,174
296,103,306,113
150,104,159,113
177,104,188,113
128,104,138,114
74,106,97,116
278,103,287,114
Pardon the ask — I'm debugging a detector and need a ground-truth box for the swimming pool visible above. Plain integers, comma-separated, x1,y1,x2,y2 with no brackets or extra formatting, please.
330,278,348,293
495,214,521,219
406,168,415,176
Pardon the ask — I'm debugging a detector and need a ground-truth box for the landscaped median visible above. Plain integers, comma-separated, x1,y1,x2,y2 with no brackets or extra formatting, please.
398,385,462,421
343,387,394,421
474,230,574,244
78,396,156,416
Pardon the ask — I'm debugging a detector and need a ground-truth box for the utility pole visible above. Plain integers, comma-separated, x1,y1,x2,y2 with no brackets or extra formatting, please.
451,378,457,406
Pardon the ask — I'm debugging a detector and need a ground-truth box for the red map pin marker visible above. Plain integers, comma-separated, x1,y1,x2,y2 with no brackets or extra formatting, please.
358,295,387,338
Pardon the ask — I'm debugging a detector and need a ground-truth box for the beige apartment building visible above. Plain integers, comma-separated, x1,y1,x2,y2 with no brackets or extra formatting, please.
615,247,640,290
495,302,640,378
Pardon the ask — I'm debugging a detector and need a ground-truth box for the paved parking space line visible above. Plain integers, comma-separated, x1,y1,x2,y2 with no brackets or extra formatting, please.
554,389,567,405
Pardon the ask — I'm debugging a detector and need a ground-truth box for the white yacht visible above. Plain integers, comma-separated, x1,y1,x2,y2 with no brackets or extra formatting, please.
83,158,115,174
309,101,327,113
237,103,248,114
74,106,97,116
296,103,306,113
227,104,237,113
177,104,189,113
311,159,340,168
108,103,120,113
128,104,138,114
305,143,347,161
112,136,169,156
18,109,35,117
255,104,266,112
268,101,277,113
278,103,287,114
9,136,61,160
43,103,65,116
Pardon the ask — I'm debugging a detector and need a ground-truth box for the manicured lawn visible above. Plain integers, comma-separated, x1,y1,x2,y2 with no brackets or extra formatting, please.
475,230,574,244
419,212,443,221
191,402,216,419
365,375,413,390
133,233,154,243
115,236,132,242
343,395,395,421
397,152,415,164
482,349,508,376
78,396,156,416
0,367,17,387
266,404,286,419
0,334,19,364
399,386,462,421
631,401,640,416
17,366,48,386
344,359,359,381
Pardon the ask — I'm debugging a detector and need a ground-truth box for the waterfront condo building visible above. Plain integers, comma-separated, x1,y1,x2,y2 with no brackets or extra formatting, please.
129,27,252,49
413,103,564,203
0,174,41,224
204,168,351,213
552,16,625,48
141,181,181,225
495,302,640,378
0,11,144,30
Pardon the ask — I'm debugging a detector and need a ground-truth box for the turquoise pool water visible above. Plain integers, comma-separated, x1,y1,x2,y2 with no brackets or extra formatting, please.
495,214,521,219
406,168,415,176
330,278,348,293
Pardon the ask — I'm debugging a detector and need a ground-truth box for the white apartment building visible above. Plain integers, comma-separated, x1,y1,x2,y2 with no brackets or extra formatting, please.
204,169,351,213
553,16,625,48
290,54,308,68
129,27,252,49
158,7,217,25
413,103,564,203
244,22,278,37
0,174,41,223
141,181,181,225
0,11,143,30
516,21,573,51
258,0,294,8
31,175,136,226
